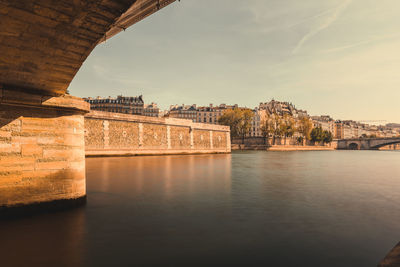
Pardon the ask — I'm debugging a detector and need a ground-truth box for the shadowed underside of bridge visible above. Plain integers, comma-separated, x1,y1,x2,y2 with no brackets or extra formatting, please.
0,0,176,212
372,140,400,149
0,0,175,95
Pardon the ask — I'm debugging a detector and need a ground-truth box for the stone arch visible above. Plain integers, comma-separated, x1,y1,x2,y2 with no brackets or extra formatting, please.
348,143,359,150
371,140,400,150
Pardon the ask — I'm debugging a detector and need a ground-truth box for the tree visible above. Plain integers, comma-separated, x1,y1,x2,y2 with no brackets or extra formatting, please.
311,127,323,143
237,109,254,144
297,136,304,145
218,109,241,139
263,113,296,145
282,114,296,145
298,117,313,145
218,108,254,143
311,127,333,145
260,114,273,145
269,113,282,145
322,130,333,144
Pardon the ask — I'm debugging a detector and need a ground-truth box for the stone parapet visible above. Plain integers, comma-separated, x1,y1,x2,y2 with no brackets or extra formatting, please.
85,111,229,131
85,111,231,156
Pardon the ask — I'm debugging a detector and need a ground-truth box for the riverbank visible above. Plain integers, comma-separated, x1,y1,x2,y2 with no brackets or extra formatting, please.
268,145,335,151
232,144,335,151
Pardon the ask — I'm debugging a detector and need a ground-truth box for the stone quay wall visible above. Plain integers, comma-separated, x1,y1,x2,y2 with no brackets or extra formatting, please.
84,111,231,156
231,137,337,151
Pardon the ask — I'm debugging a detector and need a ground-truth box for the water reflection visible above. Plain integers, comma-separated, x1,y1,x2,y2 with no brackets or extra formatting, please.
87,154,232,203
0,151,399,266
0,206,86,267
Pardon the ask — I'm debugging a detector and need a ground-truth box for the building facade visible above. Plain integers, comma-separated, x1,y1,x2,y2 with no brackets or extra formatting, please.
259,100,308,119
167,99,400,140
168,104,197,122
168,103,240,124
250,108,267,137
197,104,238,124
143,103,160,117
311,115,335,134
84,95,144,115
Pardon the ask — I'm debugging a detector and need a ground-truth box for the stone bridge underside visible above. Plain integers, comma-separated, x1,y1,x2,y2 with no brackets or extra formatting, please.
0,0,176,211
0,0,175,95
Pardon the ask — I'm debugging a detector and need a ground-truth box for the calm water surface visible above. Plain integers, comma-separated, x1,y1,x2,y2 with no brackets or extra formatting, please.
1,151,400,267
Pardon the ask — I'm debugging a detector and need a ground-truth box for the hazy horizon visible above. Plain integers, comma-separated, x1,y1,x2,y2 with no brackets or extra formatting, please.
69,0,400,124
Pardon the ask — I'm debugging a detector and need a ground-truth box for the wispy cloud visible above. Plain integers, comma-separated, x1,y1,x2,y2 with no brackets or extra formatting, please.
292,0,353,54
320,33,400,54
93,63,151,88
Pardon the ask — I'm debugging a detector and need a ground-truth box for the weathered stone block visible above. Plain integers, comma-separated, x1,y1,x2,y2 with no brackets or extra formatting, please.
108,120,139,148
0,130,11,138
35,161,68,171
21,143,42,157
0,92,88,209
84,119,104,149
143,123,167,149
0,142,21,153
193,129,211,149
170,126,191,149
213,131,227,148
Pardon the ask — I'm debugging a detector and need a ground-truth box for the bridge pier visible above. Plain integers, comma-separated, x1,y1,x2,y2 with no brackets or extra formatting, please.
0,89,89,211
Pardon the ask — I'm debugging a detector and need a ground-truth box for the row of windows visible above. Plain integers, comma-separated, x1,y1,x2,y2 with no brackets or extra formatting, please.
199,114,219,117
89,101,142,105
92,105,143,110
198,112,222,116
92,108,142,114
178,114,195,117
197,109,224,113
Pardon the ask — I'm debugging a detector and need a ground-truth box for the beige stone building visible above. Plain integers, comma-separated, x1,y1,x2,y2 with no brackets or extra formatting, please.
250,108,268,137
311,115,335,134
259,100,308,119
334,121,354,139
143,103,161,117
168,103,240,124
84,95,144,115
168,104,197,122
197,104,238,124
334,120,381,139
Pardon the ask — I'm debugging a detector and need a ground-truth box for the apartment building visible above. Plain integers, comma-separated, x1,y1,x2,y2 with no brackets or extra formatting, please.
168,104,197,122
197,104,238,124
84,95,144,115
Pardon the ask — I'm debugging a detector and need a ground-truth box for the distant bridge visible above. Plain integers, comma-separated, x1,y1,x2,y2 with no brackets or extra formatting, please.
337,137,400,150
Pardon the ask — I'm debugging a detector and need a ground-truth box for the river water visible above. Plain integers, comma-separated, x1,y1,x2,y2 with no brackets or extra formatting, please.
1,151,400,267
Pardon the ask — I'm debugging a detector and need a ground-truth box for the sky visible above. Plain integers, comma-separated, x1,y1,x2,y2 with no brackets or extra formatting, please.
69,0,400,123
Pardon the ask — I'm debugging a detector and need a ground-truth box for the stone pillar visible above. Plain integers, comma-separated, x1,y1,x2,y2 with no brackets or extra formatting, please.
190,127,194,149
0,89,89,210
103,120,109,148
209,131,214,149
167,126,171,149
138,123,143,148
226,132,231,152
